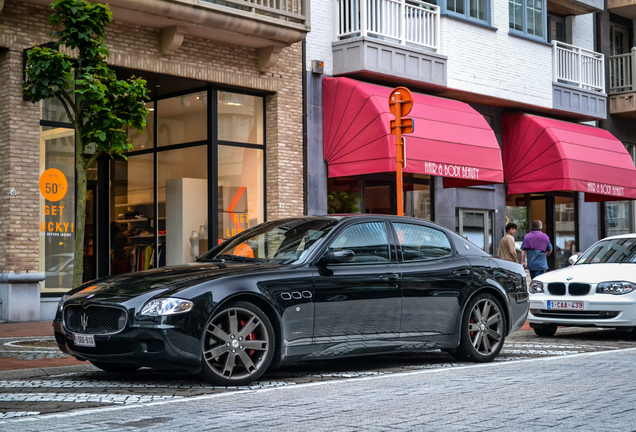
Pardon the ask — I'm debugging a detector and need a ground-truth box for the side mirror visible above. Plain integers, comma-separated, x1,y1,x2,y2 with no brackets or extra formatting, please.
321,249,355,264
568,254,579,265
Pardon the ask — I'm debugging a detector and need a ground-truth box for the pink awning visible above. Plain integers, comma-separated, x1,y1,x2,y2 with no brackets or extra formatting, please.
323,77,503,187
502,113,636,202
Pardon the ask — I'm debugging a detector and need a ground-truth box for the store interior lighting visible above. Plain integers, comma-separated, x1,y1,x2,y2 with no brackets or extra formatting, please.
181,97,190,108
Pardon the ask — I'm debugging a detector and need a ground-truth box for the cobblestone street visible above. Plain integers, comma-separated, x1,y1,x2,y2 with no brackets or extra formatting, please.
1,327,634,421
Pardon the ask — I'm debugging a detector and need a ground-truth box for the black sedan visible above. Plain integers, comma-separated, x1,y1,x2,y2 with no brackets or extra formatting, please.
53,215,529,386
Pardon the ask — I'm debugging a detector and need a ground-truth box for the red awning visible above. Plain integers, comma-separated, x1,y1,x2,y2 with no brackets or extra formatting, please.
502,113,636,202
323,77,503,187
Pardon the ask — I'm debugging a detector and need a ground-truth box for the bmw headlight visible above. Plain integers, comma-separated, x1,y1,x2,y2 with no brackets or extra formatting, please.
529,280,544,294
596,281,636,295
57,294,70,313
140,298,194,316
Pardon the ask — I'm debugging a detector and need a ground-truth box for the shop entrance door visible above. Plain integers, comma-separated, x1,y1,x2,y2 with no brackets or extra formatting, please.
457,209,494,253
529,195,553,270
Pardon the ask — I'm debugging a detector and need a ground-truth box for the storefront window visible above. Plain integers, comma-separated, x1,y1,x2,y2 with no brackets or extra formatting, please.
40,126,75,293
110,154,155,274
218,92,264,145
327,177,361,214
404,183,431,220
127,101,154,151
606,201,631,237
218,145,264,242
158,146,208,264
157,92,207,147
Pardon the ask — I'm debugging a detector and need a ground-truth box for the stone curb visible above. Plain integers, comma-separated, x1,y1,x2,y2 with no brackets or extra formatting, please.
0,364,98,380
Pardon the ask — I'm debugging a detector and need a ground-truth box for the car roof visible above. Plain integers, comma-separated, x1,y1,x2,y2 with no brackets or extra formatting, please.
599,233,636,241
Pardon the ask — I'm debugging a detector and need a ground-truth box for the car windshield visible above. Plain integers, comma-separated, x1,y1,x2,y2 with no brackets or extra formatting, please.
575,237,636,265
200,218,338,265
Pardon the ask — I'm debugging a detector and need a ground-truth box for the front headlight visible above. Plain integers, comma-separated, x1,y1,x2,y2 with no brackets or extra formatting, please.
529,280,544,294
140,298,194,316
57,294,70,313
596,281,636,295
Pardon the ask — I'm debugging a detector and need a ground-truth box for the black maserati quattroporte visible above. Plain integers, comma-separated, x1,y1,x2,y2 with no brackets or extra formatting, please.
54,215,529,386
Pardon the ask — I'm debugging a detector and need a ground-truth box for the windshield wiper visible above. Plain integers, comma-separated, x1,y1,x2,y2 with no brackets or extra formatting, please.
213,254,263,263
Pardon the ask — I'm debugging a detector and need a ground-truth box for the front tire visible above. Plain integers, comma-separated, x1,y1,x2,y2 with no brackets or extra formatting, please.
200,301,275,386
451,293,506,362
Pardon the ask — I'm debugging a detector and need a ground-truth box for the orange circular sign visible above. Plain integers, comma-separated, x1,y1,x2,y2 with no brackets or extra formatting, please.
233,243,254,258
39,168,68,202
389,86,413,116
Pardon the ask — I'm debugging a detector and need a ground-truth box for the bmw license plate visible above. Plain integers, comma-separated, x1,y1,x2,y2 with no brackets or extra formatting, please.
73,334,96,347
547,300,584,310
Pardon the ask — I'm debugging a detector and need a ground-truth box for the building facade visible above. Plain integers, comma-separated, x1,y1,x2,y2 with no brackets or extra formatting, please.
0,0,308,321
306,0,636,269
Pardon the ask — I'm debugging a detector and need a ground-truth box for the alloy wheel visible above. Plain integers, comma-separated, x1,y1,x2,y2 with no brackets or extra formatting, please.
202,305,271,383
467,298,504,356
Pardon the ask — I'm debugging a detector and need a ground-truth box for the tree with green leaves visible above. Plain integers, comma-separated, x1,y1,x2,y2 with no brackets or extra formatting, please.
23,0,149,288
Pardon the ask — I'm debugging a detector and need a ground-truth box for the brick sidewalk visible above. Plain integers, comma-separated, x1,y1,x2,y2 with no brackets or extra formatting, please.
0,321,86,371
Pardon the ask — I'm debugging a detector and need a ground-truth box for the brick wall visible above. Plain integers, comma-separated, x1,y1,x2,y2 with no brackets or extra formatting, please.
0,0,304,273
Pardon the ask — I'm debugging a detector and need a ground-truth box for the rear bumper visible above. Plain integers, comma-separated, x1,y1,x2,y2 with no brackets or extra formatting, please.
53,320,202,373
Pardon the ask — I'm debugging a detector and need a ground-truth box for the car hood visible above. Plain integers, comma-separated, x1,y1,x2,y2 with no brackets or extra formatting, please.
67,262,281,303
535,263,636,284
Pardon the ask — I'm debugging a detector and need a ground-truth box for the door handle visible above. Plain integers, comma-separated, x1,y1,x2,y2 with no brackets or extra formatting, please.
454,269,471,276
380,273,400,281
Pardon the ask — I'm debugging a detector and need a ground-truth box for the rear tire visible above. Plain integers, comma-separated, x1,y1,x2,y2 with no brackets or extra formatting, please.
450,293,506,362
532,324,557,337
90,361,140,373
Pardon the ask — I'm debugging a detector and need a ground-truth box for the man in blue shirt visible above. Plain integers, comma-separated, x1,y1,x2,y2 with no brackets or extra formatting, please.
521,220,553,279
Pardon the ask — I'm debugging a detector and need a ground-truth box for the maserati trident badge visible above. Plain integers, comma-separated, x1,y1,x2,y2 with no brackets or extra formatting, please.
80,313,89,332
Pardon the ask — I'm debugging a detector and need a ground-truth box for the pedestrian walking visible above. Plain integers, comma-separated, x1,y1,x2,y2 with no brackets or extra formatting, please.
497,222,518,263
521,220,553,279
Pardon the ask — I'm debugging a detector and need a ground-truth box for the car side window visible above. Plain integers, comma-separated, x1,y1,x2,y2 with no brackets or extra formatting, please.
392,223,452,261
328,222,390,263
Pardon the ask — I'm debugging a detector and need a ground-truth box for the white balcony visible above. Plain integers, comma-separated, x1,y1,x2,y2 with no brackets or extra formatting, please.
335,0,440,51
332,0,446,88
609,48,636,118
551,41,606,119
553,41,605,93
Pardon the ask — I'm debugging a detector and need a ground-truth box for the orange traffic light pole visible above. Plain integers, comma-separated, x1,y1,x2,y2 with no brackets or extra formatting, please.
389,87,414,217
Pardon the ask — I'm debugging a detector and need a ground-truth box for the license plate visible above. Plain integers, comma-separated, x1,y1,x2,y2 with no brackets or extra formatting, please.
547,300,585,310
73,334,96,347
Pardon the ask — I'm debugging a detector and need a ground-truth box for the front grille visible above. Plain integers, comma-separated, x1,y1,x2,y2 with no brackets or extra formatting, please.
568,283,591,296
531,309,620,320
64,305,127,334
547,283,566,295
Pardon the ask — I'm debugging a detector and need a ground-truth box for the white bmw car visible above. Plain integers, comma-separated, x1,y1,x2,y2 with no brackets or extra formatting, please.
528,234,636,337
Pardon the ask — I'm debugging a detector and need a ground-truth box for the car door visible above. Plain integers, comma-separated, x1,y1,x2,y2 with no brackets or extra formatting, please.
312,220,402,347
391,221,472,337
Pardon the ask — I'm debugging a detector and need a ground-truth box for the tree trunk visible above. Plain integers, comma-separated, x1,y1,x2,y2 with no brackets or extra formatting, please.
72,154,88,288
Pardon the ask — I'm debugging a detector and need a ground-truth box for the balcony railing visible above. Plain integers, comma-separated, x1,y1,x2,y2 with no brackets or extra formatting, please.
609,48,636,94
335,0,440,51
553,41,605,93
202,0,307,23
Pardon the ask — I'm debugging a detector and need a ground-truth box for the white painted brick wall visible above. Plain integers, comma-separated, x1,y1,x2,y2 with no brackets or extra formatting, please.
306,0,334,75
308,0,596,109
570,14,594,51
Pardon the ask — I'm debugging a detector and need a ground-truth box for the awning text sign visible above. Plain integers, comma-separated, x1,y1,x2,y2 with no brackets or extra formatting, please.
424,162,480,180
587,182,625,197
